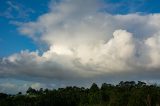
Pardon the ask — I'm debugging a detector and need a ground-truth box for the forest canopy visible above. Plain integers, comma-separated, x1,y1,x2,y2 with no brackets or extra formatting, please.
0,81,160,106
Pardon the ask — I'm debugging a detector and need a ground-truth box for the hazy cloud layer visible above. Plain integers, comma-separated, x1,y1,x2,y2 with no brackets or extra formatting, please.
0,79,52,94
1,0,160,93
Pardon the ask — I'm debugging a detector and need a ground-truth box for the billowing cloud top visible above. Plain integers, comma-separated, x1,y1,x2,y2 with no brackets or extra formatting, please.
1,0,160,93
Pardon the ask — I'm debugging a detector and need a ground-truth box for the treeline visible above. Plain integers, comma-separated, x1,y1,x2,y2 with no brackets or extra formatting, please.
0,81,160,106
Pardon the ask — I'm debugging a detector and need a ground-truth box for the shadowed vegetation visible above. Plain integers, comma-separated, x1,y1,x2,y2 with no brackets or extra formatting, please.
0,81,160,106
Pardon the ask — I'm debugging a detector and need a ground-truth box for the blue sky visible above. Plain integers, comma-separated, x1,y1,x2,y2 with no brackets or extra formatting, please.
1,0,160,94
102,0,160,14
0,0,49,57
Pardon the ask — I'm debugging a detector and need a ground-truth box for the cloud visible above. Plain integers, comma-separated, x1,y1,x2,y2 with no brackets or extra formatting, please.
0,83,17,94
0,80,50,94
0,1,34,19
145,33,160,68
1,0,160,92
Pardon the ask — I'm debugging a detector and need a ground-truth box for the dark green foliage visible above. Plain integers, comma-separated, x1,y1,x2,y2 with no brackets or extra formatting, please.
1,81,160,106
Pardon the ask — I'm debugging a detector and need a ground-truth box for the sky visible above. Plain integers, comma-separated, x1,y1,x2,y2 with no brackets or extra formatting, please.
1,0,160,94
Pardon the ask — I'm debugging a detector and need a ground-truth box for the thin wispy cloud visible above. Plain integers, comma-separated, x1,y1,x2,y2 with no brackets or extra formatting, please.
0,1,34,19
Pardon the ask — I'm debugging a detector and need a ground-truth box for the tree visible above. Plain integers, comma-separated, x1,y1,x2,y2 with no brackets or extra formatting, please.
89,83,101,104
90,83,99,92
137,81,146,87
26,87,37,95
0,81,160,106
